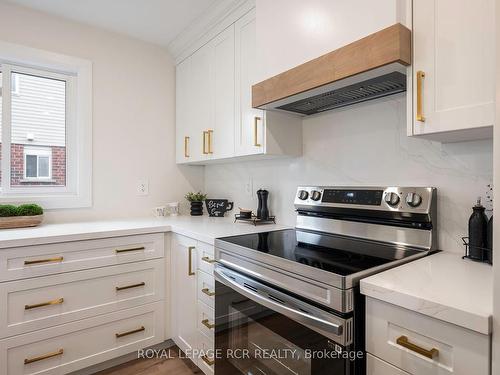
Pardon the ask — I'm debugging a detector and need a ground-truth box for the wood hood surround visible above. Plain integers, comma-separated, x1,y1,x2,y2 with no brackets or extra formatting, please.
252,23,411,109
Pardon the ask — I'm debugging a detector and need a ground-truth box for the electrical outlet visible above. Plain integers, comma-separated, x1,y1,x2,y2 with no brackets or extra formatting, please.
245,179,253,196
137,179,149,196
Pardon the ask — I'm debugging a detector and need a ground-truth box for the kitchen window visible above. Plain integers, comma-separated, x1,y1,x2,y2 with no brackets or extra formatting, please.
0,42,92,208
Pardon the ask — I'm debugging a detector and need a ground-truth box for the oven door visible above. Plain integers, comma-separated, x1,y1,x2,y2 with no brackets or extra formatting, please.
214,265,356,375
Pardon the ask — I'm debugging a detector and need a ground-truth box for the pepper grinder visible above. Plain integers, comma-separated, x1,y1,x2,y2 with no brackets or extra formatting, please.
256,189,269,220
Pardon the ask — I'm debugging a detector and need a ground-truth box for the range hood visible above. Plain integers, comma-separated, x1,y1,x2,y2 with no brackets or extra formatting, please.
252,24,411,116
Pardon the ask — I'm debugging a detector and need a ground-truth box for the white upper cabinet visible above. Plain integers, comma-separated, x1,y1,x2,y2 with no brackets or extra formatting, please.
409,0,495,141
175,3,301,165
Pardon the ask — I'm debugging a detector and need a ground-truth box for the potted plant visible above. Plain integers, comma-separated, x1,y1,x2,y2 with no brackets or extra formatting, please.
185,192,207,216
0,204,44,229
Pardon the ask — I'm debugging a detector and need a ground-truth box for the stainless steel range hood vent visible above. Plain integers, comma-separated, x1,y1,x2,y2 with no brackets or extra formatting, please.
252,24,411,116
276,71,406,115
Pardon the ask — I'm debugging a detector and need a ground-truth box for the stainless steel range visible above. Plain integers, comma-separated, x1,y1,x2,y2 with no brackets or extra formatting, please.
214,186,437,375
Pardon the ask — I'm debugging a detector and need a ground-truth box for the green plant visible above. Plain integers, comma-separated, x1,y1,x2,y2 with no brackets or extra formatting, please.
17,204,43,216
184,191,207,202
0,205,19,217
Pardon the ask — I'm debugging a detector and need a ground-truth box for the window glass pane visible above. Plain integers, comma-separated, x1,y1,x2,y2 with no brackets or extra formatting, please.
38,156,49,177
10,72,66,186
25,155,37,177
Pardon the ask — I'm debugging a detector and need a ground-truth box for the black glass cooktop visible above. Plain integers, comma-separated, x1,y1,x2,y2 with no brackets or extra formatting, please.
218,229,420,276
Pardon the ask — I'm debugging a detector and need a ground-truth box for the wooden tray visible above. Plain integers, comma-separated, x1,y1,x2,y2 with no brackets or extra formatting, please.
0,215,44,229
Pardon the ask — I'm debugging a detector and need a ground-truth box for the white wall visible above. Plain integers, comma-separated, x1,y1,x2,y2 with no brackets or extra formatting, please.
205,95,493,253
0,2,204,222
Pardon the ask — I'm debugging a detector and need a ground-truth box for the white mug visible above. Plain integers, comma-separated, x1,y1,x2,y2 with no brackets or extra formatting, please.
153,206,167,217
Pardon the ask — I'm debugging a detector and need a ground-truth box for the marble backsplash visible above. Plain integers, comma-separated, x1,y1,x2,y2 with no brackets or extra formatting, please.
205,95,493,253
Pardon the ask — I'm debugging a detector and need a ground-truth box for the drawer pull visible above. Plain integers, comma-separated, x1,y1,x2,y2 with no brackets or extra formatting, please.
201,287,215,297
201,256,216,264
24,348,63,364
201,355,214,366
24,256,63,265
116,282,146,291
188,246,195,276
396,335,439,359
115,246,145,254
201,319,215,329
25,298,64,310
115,326,145,338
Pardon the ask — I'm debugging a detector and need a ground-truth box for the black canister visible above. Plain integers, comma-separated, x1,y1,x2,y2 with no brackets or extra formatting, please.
256,189,269,220
468,198,488,259
487,215,493,262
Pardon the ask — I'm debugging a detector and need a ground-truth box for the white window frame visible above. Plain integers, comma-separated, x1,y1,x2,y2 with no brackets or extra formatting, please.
0,41,92,209
23,146,53,181
11,74,19,96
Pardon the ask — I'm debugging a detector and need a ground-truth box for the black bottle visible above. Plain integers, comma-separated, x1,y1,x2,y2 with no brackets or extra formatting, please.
486,215,493,263
468,198,488,260
256,189,269,220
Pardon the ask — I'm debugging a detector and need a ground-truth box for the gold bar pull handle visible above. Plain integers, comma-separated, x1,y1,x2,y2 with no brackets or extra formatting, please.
201,355,214,366
201,256,216,264
184,136,190,158
202,131,208,154
253,116,262,147
115,326,145,338
115,246,145,254
201,287,215,297
116,282,146,291
416,70,425,122
396,335,439,359
24,349,64,365
25,298,64,310
188,246,195,276
207,130,213,154
201,319,215,329
24,256,63,266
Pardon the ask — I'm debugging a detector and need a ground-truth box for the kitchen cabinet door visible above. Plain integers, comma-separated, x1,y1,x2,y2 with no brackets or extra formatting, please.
171,235,198,354
175,59,192,163
410,0,494,141
209,25,235,160
235,9,265,156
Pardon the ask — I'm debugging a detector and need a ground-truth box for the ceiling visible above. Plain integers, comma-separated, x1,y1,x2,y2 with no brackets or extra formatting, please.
3,0,219,48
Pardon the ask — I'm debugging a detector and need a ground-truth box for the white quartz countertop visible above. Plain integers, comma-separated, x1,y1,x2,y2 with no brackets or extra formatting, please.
360,251,493,335
0,215,291,249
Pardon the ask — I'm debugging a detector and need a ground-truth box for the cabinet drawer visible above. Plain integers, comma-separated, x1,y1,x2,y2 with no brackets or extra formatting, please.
366,297,490,375
0,233,164,282
197,300,215,339
0,259,164,338
367,353,410,375
197,270,215,308
0,302,164,375
197,331,214,375
197,242,215,275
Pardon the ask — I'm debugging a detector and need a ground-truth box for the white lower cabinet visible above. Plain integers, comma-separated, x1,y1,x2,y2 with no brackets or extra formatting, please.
0,232,168,375
366,297,490,375
171,234,215,374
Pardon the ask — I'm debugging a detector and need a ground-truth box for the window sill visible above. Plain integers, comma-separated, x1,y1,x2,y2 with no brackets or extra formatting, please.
19,179,58,183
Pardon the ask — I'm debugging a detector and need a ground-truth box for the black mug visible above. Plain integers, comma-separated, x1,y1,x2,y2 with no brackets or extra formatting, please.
205,199,234,217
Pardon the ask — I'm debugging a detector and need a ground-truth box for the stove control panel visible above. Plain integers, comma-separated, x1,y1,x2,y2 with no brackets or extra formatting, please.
294,186,436,214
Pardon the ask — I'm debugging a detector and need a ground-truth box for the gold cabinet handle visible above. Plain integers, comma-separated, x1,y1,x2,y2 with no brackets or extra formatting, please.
202,287,215,297
188,246,195,276
396,335,438,359
254,116,262,147
202,131,208,154
115,246,145,254
184,136,190,158
25,297,64,310
116,282,146,291
416,70,425,122
115,326,145,338
201,355,214,366
207,130,213,154
201,319,215,329
24,349,63,365
24,256,63,266
201,256,216,264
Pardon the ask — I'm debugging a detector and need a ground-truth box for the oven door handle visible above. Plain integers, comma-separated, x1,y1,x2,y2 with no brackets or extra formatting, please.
214,268,344,336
